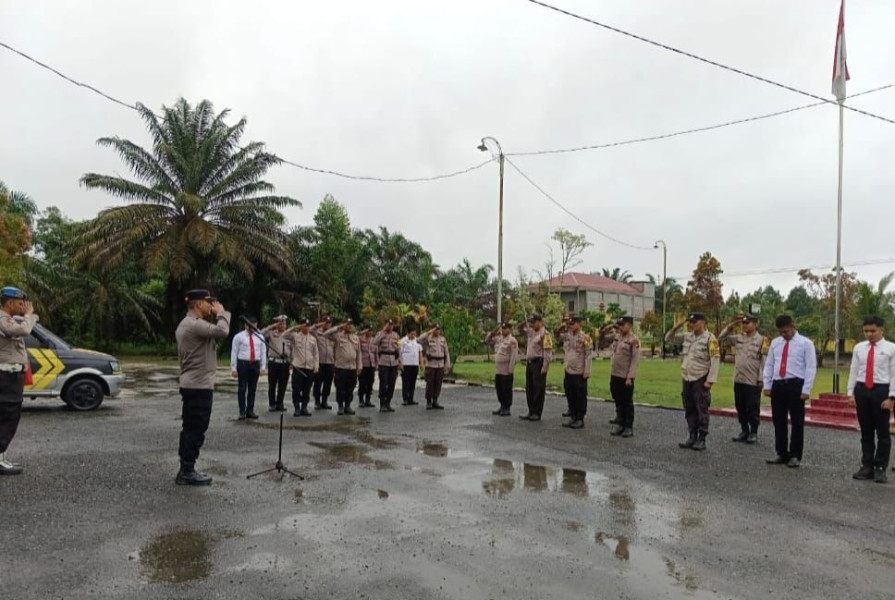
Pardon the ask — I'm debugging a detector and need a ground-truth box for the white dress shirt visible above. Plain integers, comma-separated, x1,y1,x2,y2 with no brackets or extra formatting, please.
763,332,817,395
230,330,268,370
847,338,895,396
399,337,423,367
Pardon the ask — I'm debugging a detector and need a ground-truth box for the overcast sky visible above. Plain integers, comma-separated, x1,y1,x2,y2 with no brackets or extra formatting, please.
3,0,894,299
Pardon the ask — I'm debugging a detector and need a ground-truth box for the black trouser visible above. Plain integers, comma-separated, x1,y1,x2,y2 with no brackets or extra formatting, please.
378,365,398,403
855,383,891,469
564,372,588,420
610,375,635,428
358,367,376,402
179,388,213,470
314,363,334,404
402,366,419,403
770,378,806,460
291,368,314,411
733,382,761,434
495,373,514,409
425,367,445,403
525,359,547,416
267,361,290,409
0,371,24,454
682,377,711,435
334,368,358,408
236,359,261,415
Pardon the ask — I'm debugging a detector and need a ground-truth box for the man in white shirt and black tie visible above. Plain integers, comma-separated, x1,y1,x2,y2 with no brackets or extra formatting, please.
847,315,895,483
230,315,267,420
763,315,817,468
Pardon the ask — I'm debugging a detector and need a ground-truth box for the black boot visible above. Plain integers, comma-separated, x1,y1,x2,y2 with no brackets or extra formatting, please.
299,402,312,417
732,430,749,442
343,402,356,416
692,432,707,451
175,463,212,486
320,398,332,410
679,433,696,449
610,425,625,436
337,402,345,416
853,465,874,480
426,400,433,410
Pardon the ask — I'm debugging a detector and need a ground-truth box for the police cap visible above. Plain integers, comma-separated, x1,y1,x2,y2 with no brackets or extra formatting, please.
688,312,707,322
500,321,512,329
569,315,583,324
184,289,212,302
0,286,27,300
530,314,543,322
617,316,634,325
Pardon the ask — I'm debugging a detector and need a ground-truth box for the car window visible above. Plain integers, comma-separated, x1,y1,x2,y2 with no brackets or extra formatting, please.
25,334,42,349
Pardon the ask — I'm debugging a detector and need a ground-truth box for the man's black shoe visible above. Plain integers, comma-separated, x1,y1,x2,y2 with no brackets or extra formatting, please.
431,403,444,410
874,468,888,483
766,456,788,465
520,414,533,420
426,402,433,410
269,406,278,412
610,425,624,436
320,402,333,410
678,436,696,449
0,459,23,476
499,409,511,417
492,409,503,415
246,412,259,419
528,415,541,421
293,410,302,417
175,470,212,486
343,407,356,415
299,409,312,417
609,418,619,425
568,419,584,429
277,406,287,412
621,428,634,438
745,432,758,444
732,431,749,442
691,438,707,451
786,457,801,468
238,413,246,421
853,466,874,480
562,411,571,417
408,401,420,406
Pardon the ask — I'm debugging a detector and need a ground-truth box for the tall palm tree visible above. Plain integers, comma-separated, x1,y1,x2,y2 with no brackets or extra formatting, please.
0,181,38,227
600,267,633,283
76,98,299,321
360,226,435,304
854,272,895,324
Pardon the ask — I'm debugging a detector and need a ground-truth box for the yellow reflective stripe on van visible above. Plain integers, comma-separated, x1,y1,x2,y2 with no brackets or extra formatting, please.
27,348,65,390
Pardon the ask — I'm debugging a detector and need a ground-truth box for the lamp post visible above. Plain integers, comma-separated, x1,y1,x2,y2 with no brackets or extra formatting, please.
478,136,504,324
654,240,667,359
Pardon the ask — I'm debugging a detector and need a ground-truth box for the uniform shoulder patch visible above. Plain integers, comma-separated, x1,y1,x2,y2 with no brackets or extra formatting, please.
708,337,721,358
760,336,770,355
542,333,553,350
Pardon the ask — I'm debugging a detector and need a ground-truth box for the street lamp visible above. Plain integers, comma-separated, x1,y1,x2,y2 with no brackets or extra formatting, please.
478,136,504,324
654,240,667,359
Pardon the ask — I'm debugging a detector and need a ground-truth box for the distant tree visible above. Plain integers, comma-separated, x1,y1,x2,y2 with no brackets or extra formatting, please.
0,181,38,228
684,252,724,331
796,268,858,366
639,310,661,355
852,273,895,335
0,188,32,285
600,267,633,283
741,285,786,336
550,228,592,283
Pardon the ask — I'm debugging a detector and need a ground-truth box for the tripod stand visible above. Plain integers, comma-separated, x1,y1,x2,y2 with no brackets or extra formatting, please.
243,317,304,480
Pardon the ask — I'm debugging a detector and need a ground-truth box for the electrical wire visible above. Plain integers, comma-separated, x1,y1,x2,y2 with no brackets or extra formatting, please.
510,84,895,156
0,41,492,183
522,0,895,125
670,257,895,280
504,156,655,251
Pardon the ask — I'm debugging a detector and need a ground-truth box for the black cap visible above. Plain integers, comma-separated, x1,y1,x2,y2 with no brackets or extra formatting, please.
500,321,511,329
742,315,758,323
299,318,311,325
688,312,707,322
243,314,258,325
184,289,212,302
569,315,583,324
385,319,395,325
617,316,634,325
0,286,27,300
432,323,441,330
530,314,543,322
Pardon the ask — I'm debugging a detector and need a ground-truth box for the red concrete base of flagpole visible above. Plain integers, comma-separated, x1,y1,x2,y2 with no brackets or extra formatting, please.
710,392,870,432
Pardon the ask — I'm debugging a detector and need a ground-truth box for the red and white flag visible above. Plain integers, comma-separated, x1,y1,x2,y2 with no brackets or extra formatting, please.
832,0,849,102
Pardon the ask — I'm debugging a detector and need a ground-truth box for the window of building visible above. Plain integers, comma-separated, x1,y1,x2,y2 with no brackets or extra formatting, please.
567,301,575,312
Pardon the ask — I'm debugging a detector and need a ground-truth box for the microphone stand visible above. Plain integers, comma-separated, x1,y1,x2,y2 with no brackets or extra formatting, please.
243,318,303,480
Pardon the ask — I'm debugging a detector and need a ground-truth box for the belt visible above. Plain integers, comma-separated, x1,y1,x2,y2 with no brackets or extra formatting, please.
0,363,25,373
378,351,398,356
269,358,290,363
426,355,444,360
773,377,804,384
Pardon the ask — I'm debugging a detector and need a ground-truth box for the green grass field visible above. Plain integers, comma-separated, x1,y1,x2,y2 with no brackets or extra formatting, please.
451,359,837,409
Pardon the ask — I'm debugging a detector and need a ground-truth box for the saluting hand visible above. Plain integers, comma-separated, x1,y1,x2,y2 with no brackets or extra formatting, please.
212,301,225,315
23,301,34,316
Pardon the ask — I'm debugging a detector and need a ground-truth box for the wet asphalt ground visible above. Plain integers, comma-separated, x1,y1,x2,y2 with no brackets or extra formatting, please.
2,364,894,600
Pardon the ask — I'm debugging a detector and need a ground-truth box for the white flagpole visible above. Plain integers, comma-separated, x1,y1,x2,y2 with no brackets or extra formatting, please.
833,100,844,393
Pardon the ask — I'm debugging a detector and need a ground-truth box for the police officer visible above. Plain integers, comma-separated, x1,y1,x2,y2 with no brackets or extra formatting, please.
357,325,377,408
666,313,720,451
485,322,519,416
419,324,450,410
718,314,767,444
324,319,363,415
175,289,230,485
0,286,37,476
262,315,291,412
284,318,318,417
518,315,553,421
605,316,640,438
373,319,401,413
557,315,593,430
310,316,335,410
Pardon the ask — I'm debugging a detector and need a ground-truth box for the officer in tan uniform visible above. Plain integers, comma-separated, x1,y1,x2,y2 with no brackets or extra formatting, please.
518,315,553,421
284,318,319,417
419,324,450,410
666,312,720,451
324,319,363,415
718,314,767,444
604,316,640,438
310,316,335,410
556,315,593,429
485,322,520,416
357,325,377,408
0,286,38,476
372,319,401,413
262,315,291,412
175,289,231,485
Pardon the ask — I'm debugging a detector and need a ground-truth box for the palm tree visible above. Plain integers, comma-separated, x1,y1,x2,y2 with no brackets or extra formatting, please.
360,226,435,304
0,181,38,227
854,273,895,325
600,267,633,283
76,98,299,324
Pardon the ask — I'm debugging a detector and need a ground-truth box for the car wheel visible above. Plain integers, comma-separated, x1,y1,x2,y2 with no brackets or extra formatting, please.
64,378,105,411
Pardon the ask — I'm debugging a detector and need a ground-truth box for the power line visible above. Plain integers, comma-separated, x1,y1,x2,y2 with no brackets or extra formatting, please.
504,156,655,251
0,40,491,184
523,0,895,126
510,84,895,156
670,257,895,280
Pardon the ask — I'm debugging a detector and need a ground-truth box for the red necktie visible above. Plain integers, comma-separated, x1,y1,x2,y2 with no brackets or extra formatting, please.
249,334,256,362
865,341,876,389
778,340,790,378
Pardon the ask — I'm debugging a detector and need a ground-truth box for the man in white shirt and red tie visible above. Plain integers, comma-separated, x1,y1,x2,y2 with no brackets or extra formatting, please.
230,315,267,420
763,315,817,468
847,315,895,483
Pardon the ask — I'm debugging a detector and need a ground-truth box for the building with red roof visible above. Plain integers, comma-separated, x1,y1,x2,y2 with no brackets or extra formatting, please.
535,272,655,322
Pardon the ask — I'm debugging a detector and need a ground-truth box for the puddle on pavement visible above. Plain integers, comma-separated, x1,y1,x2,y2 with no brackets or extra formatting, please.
415,441,475,458
204,465,228,477
293,489,304,503
137,529,239,584
353,429,399,449
308,442,394,470
377,489,389,499
478,461,603,498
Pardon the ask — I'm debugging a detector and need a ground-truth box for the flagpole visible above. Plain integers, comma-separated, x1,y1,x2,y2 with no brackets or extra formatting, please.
833,100,844,394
